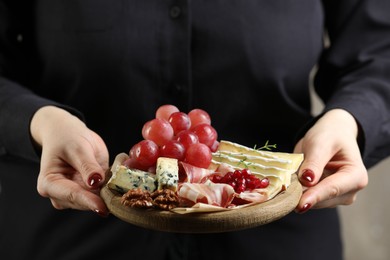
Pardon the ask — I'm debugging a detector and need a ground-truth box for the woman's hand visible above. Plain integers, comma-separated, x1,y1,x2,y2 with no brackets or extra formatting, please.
30,106,109,216
294,109,368,212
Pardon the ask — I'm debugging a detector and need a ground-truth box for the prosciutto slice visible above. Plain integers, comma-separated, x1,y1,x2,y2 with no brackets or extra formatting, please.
214,163,236,175
178,181,235,208
235,189,268,204
179,162,214,183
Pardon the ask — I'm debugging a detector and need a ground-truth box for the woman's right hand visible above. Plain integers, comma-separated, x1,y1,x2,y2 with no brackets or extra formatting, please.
30,106,110,216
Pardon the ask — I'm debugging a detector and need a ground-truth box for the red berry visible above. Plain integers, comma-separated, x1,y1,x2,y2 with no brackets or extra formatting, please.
236,179,246,193
259,178,270,188
211,175,223,183
232,170,241,180
229,181,237,190
241,169,251,177
215,169,268,193
221,172,233,183
246,178,255,189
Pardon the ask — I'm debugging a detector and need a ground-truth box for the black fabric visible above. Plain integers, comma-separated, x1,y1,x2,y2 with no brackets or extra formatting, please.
0,0,389,259
317,0,390,167
0,157,342,260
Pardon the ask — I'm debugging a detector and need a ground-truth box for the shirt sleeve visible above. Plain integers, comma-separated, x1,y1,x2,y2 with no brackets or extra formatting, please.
315,0,390,168
0,3,83,163
0,78,66,162
0,78,84,163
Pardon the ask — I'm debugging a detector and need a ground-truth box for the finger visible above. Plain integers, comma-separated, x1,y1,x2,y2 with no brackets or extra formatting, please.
63,142,107,189
296,166,368,212
39,176,108,215
294,137,333,187
311,190,359,209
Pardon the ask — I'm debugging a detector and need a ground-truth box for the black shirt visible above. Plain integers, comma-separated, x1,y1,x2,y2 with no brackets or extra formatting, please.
1,1,389,259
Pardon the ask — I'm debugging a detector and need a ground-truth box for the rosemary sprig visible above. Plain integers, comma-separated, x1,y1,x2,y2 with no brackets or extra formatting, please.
254,140,277,151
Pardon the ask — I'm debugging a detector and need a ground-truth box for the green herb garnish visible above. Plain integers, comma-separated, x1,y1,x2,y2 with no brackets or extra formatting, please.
254,140,277,151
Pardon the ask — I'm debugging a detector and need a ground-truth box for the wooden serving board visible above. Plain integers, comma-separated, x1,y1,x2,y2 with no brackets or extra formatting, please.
100,174,302,233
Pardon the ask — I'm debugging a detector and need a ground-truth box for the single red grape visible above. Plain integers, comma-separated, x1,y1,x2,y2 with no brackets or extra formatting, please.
142,118,174,146
209,140,219,152
192,123,218,147
159,140,185,161
188,108,211,129
155,104,179,121
184,143,212,168
175,130,199,150
123,157,140,169
129,140,159,168
168,112,191,135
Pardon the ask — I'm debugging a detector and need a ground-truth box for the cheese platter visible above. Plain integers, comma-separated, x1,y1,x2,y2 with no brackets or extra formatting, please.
100,105,304,233
100,173,302,233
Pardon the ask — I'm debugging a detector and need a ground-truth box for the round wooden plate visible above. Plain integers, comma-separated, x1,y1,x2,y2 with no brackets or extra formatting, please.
100,174,302,233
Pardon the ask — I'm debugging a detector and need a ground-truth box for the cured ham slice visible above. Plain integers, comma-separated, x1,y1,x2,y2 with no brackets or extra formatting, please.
214,163,235,175
178,181,235,208
179,162,214,183
235,189,268,204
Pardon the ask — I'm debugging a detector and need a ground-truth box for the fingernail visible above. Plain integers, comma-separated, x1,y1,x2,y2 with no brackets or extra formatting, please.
298,203,312,214
88,173,103,188
301,169,314,182
93,209,109,218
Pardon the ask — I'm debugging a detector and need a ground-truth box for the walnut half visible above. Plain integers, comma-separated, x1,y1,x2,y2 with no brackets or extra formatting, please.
121,188,180,210
121,188,153,209
151,189,180,210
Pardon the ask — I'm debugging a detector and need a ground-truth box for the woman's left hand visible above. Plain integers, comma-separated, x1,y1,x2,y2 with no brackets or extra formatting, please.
294,109,368,212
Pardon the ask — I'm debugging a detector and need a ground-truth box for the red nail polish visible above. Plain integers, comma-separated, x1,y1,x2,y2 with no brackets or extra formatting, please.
299,203,312,213
302,169,315,182
88,173,103,188
93,209,109,218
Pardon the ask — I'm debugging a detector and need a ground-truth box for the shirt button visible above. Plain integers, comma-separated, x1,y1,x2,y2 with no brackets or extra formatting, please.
170,6,181,19
16,34,23,43
175,84,183,91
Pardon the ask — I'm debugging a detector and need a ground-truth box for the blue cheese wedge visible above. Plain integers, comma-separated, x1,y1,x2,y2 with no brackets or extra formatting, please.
156,157,179,192
107,165,157,193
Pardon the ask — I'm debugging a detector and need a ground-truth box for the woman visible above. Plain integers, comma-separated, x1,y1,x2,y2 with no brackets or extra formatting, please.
1,1,389,259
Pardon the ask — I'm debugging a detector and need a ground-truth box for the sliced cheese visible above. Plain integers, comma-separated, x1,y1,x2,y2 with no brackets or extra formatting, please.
156,157,179,191
211,152,291,178
210,140,304,198
215,151,291,168
217,140,304,171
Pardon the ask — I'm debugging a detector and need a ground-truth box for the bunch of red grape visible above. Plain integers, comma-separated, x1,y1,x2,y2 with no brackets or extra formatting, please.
211,169,269,193
124,104,219,171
